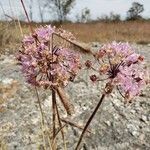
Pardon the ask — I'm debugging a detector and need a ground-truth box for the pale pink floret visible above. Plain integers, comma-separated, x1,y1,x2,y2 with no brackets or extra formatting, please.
35,25,55,41
125,53,140,63
116,64,147,99
101,41,133,57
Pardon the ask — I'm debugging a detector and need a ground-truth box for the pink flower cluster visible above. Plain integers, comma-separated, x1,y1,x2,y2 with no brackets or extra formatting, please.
17,25,81,89
86,42,149,99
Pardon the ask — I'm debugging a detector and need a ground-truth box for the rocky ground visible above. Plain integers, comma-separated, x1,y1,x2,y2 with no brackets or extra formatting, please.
0,43,150,150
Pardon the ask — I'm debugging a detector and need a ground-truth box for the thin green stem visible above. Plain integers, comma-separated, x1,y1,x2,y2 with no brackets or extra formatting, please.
75,94,106,150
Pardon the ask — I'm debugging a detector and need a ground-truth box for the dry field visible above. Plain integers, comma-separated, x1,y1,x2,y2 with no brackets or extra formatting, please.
0,20,150,149
0,20,150,54
63,21,150,43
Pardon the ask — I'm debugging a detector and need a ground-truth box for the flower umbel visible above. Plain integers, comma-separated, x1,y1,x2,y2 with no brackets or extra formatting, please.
76,42,149,149
88,41,149,99
17,25,81,89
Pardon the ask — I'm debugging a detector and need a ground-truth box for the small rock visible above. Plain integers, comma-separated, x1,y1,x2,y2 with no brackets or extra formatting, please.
131,131,140,137
1,78,13,84
140,115,148,123
127,124,139,137
0,55,15,65
104,121,111,126
148,114,150,121
91,42,101,48
113,113,119,120
139,134,145,142
130,109,136,114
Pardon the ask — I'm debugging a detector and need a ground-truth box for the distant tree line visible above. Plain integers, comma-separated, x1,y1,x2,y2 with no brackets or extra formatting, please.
127,2,144,20
0,1,149,23
96,2,145,22
0,0,75,23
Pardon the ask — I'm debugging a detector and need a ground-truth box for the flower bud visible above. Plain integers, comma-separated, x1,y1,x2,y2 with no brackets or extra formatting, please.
90,75,97,82
85,60,92,68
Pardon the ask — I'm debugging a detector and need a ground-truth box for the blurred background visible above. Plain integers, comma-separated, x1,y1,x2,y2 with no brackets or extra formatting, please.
0,0,150,54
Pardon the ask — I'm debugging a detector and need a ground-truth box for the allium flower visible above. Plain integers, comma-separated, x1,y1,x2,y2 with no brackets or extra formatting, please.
88,41,149,100
17,25,81,89
76,42,149,149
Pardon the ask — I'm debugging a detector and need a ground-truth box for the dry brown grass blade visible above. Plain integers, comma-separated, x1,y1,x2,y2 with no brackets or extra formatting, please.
4,14,23,37
61,118,91,134
35,87,48,150
54,124,66,140
52,89,57,143
53,32,92,53
56,87,75,116
52,124,67,150
55,99,67,149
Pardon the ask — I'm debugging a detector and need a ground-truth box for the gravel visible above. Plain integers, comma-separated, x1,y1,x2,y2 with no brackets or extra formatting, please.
0,43,150,150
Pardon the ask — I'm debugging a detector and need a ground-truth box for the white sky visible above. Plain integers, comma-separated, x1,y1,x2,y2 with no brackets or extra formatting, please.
0,0,150,21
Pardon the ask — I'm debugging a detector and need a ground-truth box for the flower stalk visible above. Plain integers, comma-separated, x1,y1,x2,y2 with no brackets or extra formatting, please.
52,89,56,141
76,41,149,149
75,93,106,150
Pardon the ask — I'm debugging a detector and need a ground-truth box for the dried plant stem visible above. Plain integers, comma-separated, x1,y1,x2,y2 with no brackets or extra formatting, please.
57,87,74,115
50,32,57,148
55,102,67,150
11,0,23,36
16,12,23,37
54,124,66,140
75,94,106,150
35,87,47,150
9,0,17,30
61,118,91,134
35,88,53,149
52,124,67,150
20,0,33,33
53,32,91,53
52,89,56,142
